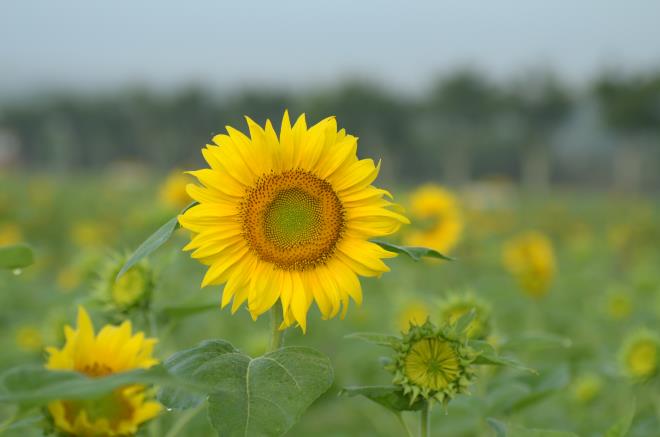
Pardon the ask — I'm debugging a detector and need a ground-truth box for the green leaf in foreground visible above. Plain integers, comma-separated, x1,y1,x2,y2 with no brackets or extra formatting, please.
344,332,400,347
340,385,424,412
159,340,334,437
0,244,34,270
605,398,636,437
373,241,454,261
0,365,193,406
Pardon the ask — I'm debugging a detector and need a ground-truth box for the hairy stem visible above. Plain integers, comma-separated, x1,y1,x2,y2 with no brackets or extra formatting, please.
268,300,285,352
420,402,430,437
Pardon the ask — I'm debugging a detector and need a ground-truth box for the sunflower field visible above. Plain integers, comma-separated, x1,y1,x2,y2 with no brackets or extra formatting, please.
0,111,659,437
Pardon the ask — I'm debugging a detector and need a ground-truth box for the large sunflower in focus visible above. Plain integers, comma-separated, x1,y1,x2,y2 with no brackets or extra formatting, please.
179,112,409,331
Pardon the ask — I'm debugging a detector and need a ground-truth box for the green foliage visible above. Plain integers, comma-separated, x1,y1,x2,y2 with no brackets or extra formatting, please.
469,341,538,374
486,419,580,437
344,332,400,347
0,365,192,406
605,399,636,437
0,244,34,270
159,340,334,437
340,385,425,412
373,241,454,262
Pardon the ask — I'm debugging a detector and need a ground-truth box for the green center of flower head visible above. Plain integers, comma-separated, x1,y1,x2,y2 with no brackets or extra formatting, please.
264,188,322,248
404,337,460,390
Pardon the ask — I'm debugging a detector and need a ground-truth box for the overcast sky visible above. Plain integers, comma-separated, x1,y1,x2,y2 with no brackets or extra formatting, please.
2,1,660,95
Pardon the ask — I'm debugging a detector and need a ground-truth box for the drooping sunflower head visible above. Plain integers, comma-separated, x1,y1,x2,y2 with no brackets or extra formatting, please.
502,231,556,298
178,112,409,332
389,321,477,405
404,184,463,254
618,329,660,381
45,307,161,436
437,292,492,340
95,253,154,312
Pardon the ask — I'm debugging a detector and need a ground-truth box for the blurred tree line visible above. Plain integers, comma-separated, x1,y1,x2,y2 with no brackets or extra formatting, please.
1,69,659,192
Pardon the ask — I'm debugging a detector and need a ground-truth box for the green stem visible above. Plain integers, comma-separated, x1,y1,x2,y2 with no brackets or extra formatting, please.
268,300,285,352
395,412,414,437
420,402,430,437
164,403,204,437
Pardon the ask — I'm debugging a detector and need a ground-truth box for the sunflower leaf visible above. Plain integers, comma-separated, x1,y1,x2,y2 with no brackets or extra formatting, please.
0,244,34,270
116,202,197,280
340,385,424,412
605,398,636,437
0,365,196,406
158,340,334,437
373,241,454,262
469,340,537,374
345,332,400,347
486,417,508,437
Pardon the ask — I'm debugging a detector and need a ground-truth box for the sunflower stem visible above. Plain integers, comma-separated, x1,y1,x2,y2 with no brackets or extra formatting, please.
394,412,414,437
268,300,285,352
420,402,431,437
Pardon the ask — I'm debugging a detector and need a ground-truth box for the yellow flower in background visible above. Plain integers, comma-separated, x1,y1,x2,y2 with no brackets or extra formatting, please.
605,289,632,320
95,254,154,311
619,329,659,380
179,112,408,332
71,221,112,248
404,184,463,254
15,326,43,352
46,307,161,436
502,231,556,298
397,300,429,331
159,170,192,210
438,292,492,340
57,266,82,293
0,223,22,245
571,373,602,404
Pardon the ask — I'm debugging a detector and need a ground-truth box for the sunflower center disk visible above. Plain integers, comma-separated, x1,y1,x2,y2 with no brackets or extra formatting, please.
242,170,344,270
404,338,460,390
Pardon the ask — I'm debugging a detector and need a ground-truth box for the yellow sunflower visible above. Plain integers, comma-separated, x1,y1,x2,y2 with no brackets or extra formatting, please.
502,231,556,299
404,184,463,253
159,170,192,210
619,329,659,380
46,307,161,436
178,112,408,332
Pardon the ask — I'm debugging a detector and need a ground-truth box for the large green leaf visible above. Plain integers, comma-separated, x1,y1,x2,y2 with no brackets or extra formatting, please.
0,365,192,406
605,399,636,437
116,202,197,280
0,244,34,270
373,241,454,261
344,332,399,347
159,340,334,437
158,339,240,410
340,385,424,412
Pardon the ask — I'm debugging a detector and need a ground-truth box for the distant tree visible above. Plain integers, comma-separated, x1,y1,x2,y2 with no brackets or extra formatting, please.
594,72,660,192
503,72,572,192
426,69,500,186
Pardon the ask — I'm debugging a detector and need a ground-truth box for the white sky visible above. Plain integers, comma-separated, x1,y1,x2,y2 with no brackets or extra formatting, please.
2,0,660,95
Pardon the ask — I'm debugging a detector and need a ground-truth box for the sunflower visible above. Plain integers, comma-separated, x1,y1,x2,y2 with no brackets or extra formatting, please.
502,231,556,299
437,292,492,340
404,184,463,254
46,307,161,436
619,329,659,380
178,112,408,331
95,253,154,312
159,170,192,210
389,321,476,405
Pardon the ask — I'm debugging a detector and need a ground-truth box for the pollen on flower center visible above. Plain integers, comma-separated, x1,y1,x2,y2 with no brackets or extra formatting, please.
241,169,345,271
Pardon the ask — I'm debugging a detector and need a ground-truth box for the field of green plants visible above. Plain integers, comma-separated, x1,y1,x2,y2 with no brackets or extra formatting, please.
1,170,659,436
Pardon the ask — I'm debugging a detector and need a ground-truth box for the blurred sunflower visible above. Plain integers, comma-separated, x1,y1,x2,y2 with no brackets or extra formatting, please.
404,184,463,253
396,300,430,332
502,231,556,298
15,325,43,352
159,170,192,210
605,289,632,320
0,223,22,245
571,373,602,404
46,307,161,436
70,221,112,249
95,254,154,312
179,112,408,332
618,329,659,380
437,292,491,340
